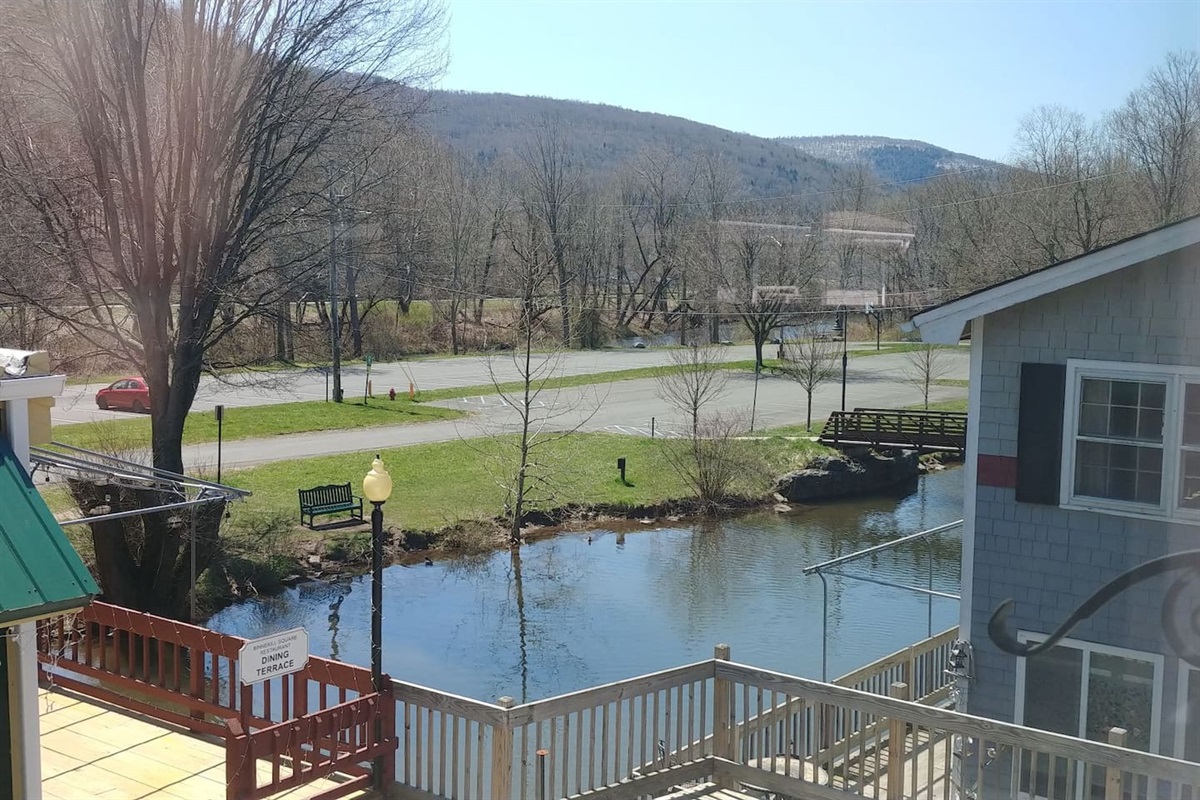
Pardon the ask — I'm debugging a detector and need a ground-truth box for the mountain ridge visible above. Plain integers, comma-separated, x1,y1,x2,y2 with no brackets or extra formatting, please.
415,90,999,196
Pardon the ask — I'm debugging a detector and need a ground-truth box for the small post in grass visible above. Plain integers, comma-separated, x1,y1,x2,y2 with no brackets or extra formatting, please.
215,404,225,483
363,354,373,405
617,457,627,485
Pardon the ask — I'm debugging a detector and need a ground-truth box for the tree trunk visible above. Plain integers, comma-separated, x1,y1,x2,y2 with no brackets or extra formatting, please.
69,481,226,621
554,245,571,345
806,390,813,432
274,298,293,362
346,264,363,359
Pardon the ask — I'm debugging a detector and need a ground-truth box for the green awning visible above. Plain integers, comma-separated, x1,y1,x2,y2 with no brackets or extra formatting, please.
0,438,97,626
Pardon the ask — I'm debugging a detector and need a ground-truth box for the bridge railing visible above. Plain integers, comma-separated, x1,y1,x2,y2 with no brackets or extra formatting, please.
820,407,968,452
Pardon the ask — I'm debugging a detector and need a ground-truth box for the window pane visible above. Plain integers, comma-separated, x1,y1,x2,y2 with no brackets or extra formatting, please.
1181,450,1200,510
1137,408,1163,441
1107,469,1136,501
1077,440,1107,467
1110,380,1140,407
1086,652,1155,751
1133,470,1161,505
1024,645,1082,736
1109,406,1138,438
1079,403,1108,436
1081,378,1109,405
1076,465,1106,497
1140,381,1166,409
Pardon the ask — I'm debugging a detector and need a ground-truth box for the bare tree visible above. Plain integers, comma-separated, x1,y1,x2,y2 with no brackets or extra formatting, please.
660,411,759,508
655,344,730,438
691,151,741,343
1008,105,1129,264
486,205,600,544
430,153,486,354
902,346,954,410
517,115,581,345
1110,51,1200,226
617,147,696,329
0,0,445,617
716,216,820,368
779,336,840,431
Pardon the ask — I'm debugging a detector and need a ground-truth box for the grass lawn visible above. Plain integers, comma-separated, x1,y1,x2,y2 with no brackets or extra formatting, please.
223,432,832,534
53,399,464,450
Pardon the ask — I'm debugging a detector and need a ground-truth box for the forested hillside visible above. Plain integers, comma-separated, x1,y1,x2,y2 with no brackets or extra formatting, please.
418,90,847,196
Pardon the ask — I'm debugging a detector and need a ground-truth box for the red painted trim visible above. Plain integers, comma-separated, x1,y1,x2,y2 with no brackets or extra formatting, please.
978,454,1018,488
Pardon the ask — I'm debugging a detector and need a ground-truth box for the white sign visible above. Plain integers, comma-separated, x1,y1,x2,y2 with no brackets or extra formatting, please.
239,628,309,685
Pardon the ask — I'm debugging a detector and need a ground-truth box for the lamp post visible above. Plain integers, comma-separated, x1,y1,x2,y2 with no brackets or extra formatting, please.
214,404,225,483
362,454,392,789
838,306,848,411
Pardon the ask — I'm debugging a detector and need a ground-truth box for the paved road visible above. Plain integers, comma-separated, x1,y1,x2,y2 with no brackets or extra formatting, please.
176,349,969,470
54,345,768,425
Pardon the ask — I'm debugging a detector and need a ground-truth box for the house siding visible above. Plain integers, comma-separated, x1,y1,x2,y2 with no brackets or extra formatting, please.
968,243,1200,756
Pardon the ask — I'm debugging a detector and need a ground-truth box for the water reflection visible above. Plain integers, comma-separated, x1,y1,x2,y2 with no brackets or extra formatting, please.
208,469,963,703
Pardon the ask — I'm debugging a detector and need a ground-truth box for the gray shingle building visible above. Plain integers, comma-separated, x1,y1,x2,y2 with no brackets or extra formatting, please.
911,215,1200,762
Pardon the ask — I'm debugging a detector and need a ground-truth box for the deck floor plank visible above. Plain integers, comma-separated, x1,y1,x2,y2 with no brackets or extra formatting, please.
38,687,373,800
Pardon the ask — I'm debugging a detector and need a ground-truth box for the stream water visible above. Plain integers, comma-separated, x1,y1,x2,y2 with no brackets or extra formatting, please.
207,468,963,704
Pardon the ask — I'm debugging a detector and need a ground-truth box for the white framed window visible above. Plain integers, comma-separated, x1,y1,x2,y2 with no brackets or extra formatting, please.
1061,360,1200,523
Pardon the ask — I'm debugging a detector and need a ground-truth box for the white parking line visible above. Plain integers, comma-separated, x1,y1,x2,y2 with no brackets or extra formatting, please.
602,424,684,439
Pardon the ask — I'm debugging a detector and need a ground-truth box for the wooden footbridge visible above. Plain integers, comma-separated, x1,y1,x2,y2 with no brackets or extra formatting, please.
819,408,967,454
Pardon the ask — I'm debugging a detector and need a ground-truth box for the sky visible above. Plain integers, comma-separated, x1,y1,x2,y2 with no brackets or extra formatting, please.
436,0,1200,161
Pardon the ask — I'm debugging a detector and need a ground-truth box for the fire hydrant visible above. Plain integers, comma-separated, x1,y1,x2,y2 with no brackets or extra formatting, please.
388,387,396,401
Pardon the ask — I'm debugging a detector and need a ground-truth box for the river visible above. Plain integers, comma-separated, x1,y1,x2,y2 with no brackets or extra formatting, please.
207,468,963,704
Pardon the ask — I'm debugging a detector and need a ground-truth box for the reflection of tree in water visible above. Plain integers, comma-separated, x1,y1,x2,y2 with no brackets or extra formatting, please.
440,540,592,702
327,588,348,662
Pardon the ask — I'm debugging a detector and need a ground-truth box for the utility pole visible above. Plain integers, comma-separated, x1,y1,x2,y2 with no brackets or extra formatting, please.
329,188,343,403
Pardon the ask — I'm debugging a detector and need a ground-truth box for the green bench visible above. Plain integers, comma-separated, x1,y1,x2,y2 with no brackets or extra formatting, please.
298,483,363,528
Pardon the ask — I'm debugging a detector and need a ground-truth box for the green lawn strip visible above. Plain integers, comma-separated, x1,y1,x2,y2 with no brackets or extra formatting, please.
223,432,832,535
414,360,771,402
845,342,964,357
53,399,464,450
759,421,825,438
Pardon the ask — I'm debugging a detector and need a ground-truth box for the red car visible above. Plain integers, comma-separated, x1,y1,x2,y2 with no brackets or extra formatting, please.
95,377,150,413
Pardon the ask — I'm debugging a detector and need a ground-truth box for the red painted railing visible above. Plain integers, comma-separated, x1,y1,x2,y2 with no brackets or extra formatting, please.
36,601,395,800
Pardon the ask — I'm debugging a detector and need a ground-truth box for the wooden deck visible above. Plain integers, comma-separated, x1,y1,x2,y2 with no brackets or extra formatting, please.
655,784,759,800
39,687,374,800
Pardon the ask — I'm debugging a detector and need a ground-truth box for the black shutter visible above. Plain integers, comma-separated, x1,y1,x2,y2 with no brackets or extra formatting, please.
1015,362,1067,504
